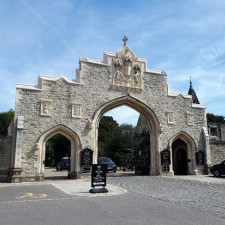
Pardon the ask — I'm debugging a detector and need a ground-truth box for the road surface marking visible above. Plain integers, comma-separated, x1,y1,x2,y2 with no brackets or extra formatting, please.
16,192,47,199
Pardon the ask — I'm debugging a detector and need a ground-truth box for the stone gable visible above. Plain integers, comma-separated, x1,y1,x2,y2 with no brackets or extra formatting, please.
1,40,210,182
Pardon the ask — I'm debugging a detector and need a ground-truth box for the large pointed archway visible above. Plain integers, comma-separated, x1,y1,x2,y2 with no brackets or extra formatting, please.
92,94,160,175
35,125,81,180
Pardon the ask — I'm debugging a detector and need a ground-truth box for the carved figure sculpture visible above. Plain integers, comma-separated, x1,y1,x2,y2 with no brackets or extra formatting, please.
115,69,122,79
42,103,49,115
124,62,132,78
134,70,139,84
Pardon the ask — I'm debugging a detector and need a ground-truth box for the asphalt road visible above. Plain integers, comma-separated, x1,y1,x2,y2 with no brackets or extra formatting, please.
0,182,225,225
0,184,70,203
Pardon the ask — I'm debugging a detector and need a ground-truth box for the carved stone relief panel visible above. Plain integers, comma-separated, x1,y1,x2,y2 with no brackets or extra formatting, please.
17,116,24,129
111,47,143,90
72,103,82,118
167,112,174,124
187,113,194,126
40,100,53,116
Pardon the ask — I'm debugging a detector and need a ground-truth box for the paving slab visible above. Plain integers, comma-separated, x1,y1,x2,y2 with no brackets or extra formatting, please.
51,179,127,197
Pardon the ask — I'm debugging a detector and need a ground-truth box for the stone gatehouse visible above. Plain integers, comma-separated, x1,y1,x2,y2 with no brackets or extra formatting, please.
1,37,210,182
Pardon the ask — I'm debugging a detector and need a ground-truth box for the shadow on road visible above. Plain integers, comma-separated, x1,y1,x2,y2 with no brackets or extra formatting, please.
44,168,69,180
44,176,69,180
106,171,136,177
44,168,144,180
205,175,225,179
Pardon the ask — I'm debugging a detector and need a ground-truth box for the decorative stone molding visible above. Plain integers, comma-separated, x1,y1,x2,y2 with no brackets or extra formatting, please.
187,113,194,126
34,143,40,153
88,119,93,130
72,103,82,118
159,124,163,133
40,99,53,116
111,47,143,90
17,116,24,129
167,112,174,124
168,92,192,99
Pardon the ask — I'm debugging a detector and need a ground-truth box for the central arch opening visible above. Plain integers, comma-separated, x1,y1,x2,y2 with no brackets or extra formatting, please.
97,105,151,176
93,95,160,176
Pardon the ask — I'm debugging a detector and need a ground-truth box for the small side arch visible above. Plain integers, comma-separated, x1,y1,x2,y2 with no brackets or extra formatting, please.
169,131,196,147
169,131,197,175
92,94,161,175
36,124,82,179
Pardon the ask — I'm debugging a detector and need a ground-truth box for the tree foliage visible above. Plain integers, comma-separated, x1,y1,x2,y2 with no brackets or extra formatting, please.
207,113,225,123
0,109,14,135
98,116,135,166
45,134,71,167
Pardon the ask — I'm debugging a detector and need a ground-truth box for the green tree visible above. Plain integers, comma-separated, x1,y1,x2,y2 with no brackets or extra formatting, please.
98,116,135,166
207,113,225,123
45,134,71,167
98,116,121,157
114,123,135,167
118,123,135,150
0,109,14,135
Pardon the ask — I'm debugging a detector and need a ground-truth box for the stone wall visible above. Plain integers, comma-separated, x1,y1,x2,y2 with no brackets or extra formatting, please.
210,141,225,165
0,136,12,181
221,124,225,141
207,122,225,165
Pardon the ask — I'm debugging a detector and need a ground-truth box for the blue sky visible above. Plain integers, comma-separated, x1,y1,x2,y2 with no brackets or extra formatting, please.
0,0,225,125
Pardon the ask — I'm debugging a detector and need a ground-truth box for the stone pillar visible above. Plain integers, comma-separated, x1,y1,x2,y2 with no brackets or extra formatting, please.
69,141,81,179
190,144,198,175
14,116,24,168
168,148,174,175
202,127,211,174
11,116,24,182
187,142,197,175
33,143,44,181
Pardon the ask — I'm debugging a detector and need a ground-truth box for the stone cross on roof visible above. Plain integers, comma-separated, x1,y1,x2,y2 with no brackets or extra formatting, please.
123,35,128,46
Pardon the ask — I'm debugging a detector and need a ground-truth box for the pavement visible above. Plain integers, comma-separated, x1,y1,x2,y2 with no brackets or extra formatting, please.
0,169,127,198
51,179,127,197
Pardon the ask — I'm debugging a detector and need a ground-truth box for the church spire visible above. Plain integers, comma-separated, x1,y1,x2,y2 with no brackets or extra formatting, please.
188,76,200,104
189,76,192,88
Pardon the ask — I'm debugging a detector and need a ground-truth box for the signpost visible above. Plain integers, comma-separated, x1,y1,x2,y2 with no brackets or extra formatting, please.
80,148,93,173
161,149,171,165
196,150,205,165
161,149,171,172
89,164,108,193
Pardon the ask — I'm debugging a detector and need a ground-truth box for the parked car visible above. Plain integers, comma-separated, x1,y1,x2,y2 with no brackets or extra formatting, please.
56,157,70,171
98,157,117,173
210,160,225,177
